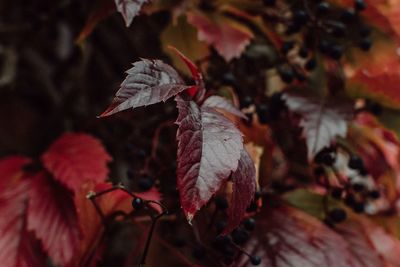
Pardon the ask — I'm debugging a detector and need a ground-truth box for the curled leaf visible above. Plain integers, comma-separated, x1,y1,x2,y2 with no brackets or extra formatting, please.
100,59,190,117
202,95,247,119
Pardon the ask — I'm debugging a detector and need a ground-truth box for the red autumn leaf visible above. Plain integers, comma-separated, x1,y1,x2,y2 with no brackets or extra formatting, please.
175,95,243,222
187,11,253,62
27,172,80,266
41,133,112,192
347,54,400,109
114,0,149,27
99,59,191,117
0,180,46,267
202,95,247,120
223,148,256,234
336,218,397,267
283,92,353,160
234,204,384,267
0,156,31,191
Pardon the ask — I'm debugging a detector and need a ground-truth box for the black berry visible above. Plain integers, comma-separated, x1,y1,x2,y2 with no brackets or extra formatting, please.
243,217,256,231
348,155,364,170
305,58,317,71
314,148,336,166
299,47,308,58
256,104,269,124
317,2,330,14
352,201,365,213
341,9,356,23
328,208,347,223
329,45,344,60
331,188,343,199
368,190,381,199
359,37,372,51
241,95,253,108
277,66,294,83
232,229,249,245
250,256,262,266
137,176,154,191
359,26,371,37
132,197,144,210
354,0,366,11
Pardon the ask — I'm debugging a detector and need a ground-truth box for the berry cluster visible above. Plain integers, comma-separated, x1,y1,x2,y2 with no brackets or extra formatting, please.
314,147,383,218
263,0,372,84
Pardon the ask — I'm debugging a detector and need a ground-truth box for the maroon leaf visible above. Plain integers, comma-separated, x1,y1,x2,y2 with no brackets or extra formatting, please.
41,133,112,192
223,148,256,234
100,59,190,117
114,0,149,27
234,204,373,267
0,180,46,267
28,172,80,266
187,11,253,62
175,96,243,222
282,92,353,160
202,95,247,119
0,156,31,192
335,220,387,267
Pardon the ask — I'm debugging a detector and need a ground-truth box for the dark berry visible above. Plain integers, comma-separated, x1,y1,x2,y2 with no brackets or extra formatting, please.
132,197,144,210
317,2,330,14
366,102,382,115
348,155,364,170
318,40,332,54
243,218,256,231
359,26,371,37
232,229,249,245
329,45,344,60
359,167,368,176
250,256,262,266
368,190,381,199
299,47,308,58
305,58,317,71
345,194,355,207
256,104,269,124
341,9,356,23
293,10,309,25
277,66,294,83
352,183,365,192
359,37,372,51
332,23,347,38
137,176,154,191
331,188,343,199
281,41,295,54
328,208,347,223
263,0,276,6
241,95,253,108
352,201,365,213
126,169,135,180
314,148,335,166
215,196,229,210
354,0,366,11
221,72,237,87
